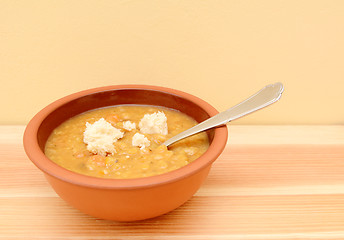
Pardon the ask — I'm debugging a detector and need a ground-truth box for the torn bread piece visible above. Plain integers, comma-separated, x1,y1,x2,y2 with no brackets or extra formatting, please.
122,121,136,131
139,111,168,135
132,133,150,149
83,118,124,156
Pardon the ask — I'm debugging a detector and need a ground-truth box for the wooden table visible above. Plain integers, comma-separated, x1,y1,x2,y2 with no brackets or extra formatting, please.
1,125,344,239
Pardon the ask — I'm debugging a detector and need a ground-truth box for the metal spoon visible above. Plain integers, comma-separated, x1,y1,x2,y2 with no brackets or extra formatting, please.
163,82,284,147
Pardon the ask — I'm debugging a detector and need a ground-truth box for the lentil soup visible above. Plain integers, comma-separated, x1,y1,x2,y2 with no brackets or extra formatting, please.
44,105,209,179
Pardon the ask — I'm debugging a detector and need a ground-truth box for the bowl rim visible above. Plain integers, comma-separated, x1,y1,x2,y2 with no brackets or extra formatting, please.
23,85,228,189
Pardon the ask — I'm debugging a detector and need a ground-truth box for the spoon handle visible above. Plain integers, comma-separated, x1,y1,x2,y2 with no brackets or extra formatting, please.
163,82,284,147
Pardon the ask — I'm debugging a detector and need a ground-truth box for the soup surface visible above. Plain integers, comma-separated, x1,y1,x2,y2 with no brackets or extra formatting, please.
45,105,209,179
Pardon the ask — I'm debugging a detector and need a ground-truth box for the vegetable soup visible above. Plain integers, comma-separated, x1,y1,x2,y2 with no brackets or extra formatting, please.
44,105,209,179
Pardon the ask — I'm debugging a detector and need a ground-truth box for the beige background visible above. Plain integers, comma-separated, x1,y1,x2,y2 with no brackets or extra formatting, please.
1,0,343,125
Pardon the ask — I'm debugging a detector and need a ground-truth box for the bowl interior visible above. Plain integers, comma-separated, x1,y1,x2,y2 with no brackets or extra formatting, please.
37,88,215,153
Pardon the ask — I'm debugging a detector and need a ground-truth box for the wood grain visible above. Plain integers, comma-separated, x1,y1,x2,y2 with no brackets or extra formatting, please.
1,125,344,239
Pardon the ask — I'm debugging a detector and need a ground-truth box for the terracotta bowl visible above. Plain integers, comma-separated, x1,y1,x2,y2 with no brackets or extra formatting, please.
23,85,228,221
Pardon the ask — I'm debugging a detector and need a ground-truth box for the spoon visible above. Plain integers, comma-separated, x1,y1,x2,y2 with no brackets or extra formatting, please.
163,82,284,147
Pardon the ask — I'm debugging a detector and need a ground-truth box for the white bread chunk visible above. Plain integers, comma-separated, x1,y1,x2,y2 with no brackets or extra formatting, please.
83,118,124,156
122,121,136,131
132,133,150,149
139,111,168,135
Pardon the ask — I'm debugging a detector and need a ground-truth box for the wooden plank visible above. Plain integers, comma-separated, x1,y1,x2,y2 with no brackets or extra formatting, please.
1,195,344,239
1,125,344,239
226,125,344,145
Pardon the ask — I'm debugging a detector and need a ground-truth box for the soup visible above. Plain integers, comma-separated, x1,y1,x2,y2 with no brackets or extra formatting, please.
45,105,209,179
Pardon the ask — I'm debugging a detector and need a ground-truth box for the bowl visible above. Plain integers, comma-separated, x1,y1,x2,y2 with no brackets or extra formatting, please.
23,85,228,221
